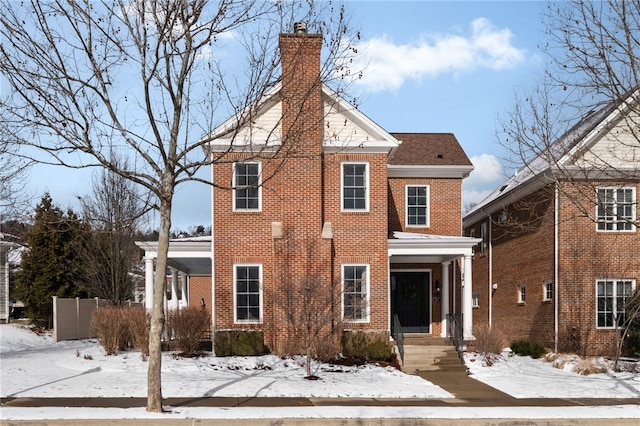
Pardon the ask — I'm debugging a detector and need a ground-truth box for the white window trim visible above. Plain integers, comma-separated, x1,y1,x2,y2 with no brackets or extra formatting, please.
595,278,636,329
543,281,553,302
595,186,636,232
341,162,369,212
232,162,262,212
233,263,263,324
472,292,480,308
341,263,370,323
518,285,526,304
480,222,488,254
405,184,430,227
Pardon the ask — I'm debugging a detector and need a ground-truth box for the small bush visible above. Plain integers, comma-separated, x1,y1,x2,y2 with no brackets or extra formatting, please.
473,325,506,356
91,305,127,355
166,306,211,355
341,330,392,361
510,339,546,359
121,306,150,356
214,330,269,356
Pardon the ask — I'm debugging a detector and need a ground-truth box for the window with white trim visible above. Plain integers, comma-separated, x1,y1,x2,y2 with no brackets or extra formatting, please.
597,279,635,328
342,264,369,321
480,222,488,254
406,185,429,226
233,162,261,211
596,187,636,231
342,163,368,211
234,264,262,323
543,281,553,302
518,285,526,304
472,292,480,308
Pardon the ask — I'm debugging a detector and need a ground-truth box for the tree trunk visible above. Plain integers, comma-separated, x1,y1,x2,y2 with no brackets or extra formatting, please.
146,198,172,412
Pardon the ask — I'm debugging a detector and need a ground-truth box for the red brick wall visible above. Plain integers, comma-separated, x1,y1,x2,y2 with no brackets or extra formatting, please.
468,187,556,348
467,181,640,356
388,177,462,236
557,181,640,355
189,276,212,321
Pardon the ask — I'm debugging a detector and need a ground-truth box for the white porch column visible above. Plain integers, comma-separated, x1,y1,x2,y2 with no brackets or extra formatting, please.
144,256,154,311
170,268,179,311
440,261,450,338
180,272,188,307
462,254,474,340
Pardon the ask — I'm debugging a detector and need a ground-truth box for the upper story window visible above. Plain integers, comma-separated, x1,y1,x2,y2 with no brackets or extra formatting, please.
342,162,368,211
597,279,634,328
342,264,369,322
234,264,262,323
596,187,636,231
406,185,429,226
480,222,488,254
518,285,526,304
233,162,261,211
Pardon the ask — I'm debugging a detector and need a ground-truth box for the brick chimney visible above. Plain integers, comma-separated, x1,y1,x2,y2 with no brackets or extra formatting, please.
278,22,323,155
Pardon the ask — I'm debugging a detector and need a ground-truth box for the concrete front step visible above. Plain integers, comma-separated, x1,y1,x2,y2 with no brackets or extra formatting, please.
398,339,465,374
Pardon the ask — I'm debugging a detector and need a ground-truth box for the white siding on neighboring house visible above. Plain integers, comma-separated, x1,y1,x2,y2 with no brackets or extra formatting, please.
574,112,640,168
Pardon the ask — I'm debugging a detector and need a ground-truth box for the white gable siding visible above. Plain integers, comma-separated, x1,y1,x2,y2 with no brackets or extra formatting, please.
323,99,372,146
575,112,640,169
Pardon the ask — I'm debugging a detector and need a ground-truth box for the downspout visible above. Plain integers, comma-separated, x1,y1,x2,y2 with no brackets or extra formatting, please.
210,155,216,349
488,215,493,328
554,184,559,353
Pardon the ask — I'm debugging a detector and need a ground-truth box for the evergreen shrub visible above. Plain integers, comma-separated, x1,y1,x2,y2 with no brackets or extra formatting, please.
341,330,392,361
510,339,546,359
214,330,268,356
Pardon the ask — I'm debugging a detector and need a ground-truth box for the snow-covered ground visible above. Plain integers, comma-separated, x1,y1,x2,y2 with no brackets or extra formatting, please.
1,324,639,421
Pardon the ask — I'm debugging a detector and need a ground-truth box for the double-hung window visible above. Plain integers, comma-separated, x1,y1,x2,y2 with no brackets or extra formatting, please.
596,187,635,231
342,264,369,322
234,265,262,323
406,185,429,226
342,163,368,211
233,162,261,211
596,279,634,328
543,281,553,302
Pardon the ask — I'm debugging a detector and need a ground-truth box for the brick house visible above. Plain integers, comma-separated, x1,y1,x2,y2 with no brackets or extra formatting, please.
463,95,640,356
137,25,480,352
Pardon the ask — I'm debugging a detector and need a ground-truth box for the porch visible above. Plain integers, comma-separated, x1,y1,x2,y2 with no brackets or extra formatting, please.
388,232,481,341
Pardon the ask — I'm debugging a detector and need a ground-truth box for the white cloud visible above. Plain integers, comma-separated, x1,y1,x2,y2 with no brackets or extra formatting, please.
462,153,504,208
351,18,525,92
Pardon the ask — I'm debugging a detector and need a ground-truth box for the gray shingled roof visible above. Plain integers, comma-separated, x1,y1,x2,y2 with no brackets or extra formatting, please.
388,133,472,166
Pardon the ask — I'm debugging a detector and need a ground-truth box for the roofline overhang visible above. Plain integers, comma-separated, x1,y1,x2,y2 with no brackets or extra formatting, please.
463,173,553,226
388,164,474,179
388,235,481,257
135,240,212,259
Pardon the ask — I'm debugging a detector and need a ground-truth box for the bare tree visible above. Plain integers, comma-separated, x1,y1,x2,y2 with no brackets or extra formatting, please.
0,0,356,412
498,0,640,228
0,138,30,223
80,163,149,305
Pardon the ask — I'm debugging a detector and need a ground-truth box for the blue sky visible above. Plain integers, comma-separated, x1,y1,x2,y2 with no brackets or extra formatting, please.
23,1,548,231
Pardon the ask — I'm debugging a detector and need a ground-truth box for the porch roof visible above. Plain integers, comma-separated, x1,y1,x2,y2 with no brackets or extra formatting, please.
388,232,481,263
135,236,212,276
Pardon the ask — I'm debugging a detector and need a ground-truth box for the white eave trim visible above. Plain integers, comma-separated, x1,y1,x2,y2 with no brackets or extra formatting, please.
388,232,481,256
324,140,397,154
135,239,212,259
388,164,474,178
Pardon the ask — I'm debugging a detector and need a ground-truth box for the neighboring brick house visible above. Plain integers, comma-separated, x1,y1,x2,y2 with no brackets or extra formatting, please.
463,95,640,356
137,25,480,352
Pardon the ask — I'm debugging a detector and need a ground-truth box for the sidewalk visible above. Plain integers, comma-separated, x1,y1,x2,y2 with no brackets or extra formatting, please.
3,365,639,408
